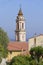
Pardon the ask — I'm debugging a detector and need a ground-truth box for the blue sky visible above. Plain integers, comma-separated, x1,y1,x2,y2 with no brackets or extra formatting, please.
0,0,43,41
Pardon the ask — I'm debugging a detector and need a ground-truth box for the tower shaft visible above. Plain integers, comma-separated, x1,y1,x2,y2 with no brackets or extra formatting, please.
15,8,26,42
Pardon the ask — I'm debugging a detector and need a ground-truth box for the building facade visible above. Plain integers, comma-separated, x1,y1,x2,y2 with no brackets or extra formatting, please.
7,8,28,62
28,34,43,51
7,42,28,61
7,8,43,62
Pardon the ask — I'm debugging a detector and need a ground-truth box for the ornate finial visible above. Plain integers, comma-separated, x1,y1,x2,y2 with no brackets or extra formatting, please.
20,4,22,9
18,5,23,16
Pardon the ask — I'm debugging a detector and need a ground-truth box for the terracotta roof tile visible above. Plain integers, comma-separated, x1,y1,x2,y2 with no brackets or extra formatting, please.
7,41,28,51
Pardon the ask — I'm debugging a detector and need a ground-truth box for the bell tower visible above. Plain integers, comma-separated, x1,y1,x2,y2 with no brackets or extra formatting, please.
15,8,26,42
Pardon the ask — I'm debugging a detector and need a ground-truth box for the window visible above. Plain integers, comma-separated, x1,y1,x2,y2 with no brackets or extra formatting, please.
10,51,12,54
22,23,24,29
34,37,36,46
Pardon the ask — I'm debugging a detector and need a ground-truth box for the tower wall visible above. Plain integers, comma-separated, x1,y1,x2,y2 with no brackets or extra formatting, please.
15,8,26,42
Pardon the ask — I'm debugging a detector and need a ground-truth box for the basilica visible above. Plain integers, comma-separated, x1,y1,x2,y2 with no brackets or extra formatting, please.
7,8,43,61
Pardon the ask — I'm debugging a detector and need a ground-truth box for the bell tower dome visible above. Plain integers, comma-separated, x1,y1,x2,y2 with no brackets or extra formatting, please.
15,8,26,42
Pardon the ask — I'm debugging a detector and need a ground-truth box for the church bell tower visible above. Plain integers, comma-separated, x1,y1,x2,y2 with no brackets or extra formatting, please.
15,8,26,42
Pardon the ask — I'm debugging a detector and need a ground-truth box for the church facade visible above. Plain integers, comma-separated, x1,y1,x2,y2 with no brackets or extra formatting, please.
7,8,43,61
7,8,28,61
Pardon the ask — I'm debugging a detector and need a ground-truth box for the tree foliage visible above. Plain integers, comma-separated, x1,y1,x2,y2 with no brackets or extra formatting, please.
8,55,43,65
0,27,9,48
9,55,30,65
30,46,43,62
0,27,9,59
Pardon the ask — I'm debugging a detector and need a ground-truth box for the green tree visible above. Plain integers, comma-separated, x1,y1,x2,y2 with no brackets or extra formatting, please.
8,54,43,65
0,27,9,48
9,55,30,65
29,60,37,65
30,46,43,62
0,27,9,59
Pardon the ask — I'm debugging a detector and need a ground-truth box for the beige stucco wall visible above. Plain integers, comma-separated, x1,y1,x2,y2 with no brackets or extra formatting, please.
7,51,22,61
28,35,43,51
19,32,26,42
36,35,43,46
28,38,34,51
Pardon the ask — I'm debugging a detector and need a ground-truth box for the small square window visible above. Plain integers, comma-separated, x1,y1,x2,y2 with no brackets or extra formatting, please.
10,51,12,54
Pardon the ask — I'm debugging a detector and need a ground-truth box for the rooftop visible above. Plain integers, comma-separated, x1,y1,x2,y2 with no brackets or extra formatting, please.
7,41,28,51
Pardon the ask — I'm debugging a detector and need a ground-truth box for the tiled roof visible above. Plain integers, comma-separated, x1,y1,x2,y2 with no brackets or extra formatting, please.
7,41,28,51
